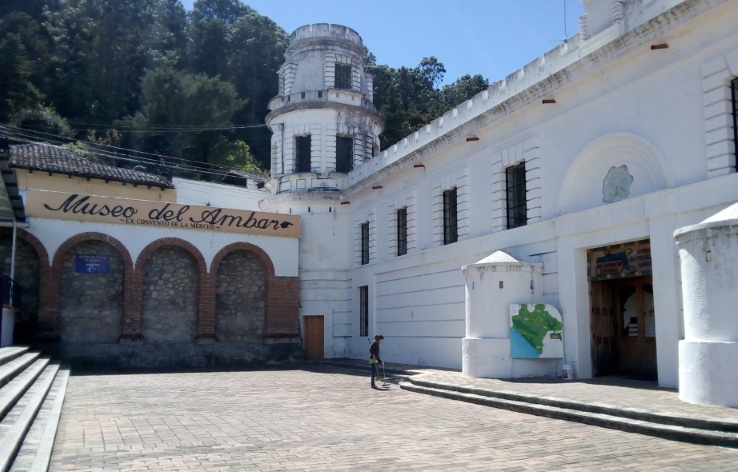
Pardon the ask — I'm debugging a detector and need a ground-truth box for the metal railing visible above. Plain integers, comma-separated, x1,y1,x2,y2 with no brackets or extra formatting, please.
0,274,22,309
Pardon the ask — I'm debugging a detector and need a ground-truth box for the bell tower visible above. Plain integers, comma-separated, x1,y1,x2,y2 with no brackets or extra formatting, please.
265,23,383,194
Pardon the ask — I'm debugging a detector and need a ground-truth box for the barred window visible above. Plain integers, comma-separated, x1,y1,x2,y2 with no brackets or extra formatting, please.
359,286,369,337
443,188,458,245
506,161,527,229
335,64,352,90
397,208,408,256
361,222,369,265
336,136,353,173
295,136,311,173
732,78,738,172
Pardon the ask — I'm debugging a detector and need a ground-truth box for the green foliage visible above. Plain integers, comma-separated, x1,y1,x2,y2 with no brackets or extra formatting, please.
369,57,488,150
0,12,48,120
9,107,74,138
208,139,261,174
117,67,245,165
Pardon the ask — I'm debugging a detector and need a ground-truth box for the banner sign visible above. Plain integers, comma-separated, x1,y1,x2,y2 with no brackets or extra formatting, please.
75,254,110,274
25,190,301,238
587,239,651,281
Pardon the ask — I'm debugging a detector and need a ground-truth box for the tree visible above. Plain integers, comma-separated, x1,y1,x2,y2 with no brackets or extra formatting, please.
0,12,48,120
442,74,489,109
188,0,287,168
9,107,74,138
208,138,261,174
43,0,189,124
368,56,489,150
117,67,245,165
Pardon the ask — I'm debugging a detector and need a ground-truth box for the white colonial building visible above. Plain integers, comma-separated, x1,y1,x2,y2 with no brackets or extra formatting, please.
261,0,738,403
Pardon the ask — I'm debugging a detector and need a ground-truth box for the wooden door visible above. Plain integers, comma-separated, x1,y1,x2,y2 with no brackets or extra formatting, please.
590,281,619,376
591,277,656,379
615,278,656,378
303,315,324,359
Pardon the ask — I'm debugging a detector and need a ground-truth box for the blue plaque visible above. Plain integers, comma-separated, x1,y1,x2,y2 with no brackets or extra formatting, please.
75,254,110,274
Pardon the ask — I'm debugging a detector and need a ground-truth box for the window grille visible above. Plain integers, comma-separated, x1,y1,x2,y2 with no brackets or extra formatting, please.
443,188,458,245
397,208,408,256
506,161,527,229
732,78,738,172
361,222,369,265
295,136,311,173
335,64,352,90
359,286,369,337
336,136,353,173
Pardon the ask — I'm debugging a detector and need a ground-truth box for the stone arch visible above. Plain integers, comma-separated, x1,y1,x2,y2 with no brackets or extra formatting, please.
557,133,671,215
0,230,49,341
135,238,208,342
17,230,53,333
52,233,132,343
211,243,276,342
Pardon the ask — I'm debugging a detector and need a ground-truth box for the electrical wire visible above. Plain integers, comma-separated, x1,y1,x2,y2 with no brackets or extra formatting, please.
0,125,268,181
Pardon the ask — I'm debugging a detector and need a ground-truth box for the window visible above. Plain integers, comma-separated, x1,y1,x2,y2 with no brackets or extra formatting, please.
359,286,369,337
335,64,352,89
396,208,408,256
336,136,353,173
506,161,527,229
443,188,458,245
361,222,369,265
732,78,738,171
295,136,311,173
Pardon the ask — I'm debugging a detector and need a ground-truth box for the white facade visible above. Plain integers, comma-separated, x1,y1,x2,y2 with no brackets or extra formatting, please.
265,0,738,389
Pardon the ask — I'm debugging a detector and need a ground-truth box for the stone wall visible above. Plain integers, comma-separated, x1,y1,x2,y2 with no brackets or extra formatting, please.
59,240,123,343
141,246,197,342
216,250,265,341
0,236,40,343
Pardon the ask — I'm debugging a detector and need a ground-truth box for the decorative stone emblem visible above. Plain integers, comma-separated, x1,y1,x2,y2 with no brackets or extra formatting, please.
602,164,633,203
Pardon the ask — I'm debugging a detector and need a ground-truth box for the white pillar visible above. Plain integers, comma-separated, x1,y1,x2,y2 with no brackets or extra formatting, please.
674,203,738,407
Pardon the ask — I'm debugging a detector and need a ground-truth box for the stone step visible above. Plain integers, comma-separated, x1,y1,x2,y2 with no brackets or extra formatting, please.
400,380,738,448
0,354,42,391
0,363,60,471
405,377,738,433
0,359,50,422
0,349,29,370
10,365,69,472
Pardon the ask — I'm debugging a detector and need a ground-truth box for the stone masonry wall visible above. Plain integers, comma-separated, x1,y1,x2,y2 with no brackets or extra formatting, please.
59,240,123,343
0,235,41,343
216,250,265,341
141,246,198,342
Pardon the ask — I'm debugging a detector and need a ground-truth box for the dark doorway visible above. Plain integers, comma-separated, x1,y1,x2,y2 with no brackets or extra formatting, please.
590,276,656,379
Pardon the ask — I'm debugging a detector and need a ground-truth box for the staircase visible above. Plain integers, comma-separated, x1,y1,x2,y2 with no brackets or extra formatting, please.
0,346,69,471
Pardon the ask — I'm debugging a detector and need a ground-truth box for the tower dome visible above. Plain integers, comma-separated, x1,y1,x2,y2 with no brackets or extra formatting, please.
265,24,383,193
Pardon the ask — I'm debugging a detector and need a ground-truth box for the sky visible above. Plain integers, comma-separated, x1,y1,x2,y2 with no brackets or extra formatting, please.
181,0,584,85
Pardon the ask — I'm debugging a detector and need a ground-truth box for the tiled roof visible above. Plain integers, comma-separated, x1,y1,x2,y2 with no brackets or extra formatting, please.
8,143,174,189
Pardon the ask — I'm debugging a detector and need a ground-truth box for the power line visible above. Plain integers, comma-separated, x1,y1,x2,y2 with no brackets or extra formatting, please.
0,125,268,181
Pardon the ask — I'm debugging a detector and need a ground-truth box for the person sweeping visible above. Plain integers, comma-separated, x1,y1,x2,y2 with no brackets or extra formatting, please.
369,335,384,389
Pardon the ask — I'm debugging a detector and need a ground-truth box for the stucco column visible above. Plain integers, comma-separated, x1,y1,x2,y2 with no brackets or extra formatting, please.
461,251,543,378
674,203,738,407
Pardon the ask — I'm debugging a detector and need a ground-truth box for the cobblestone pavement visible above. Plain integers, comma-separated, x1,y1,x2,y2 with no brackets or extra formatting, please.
50,366,738,471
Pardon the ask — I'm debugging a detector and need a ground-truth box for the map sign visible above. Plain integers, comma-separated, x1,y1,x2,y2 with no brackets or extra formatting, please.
509,304,564,359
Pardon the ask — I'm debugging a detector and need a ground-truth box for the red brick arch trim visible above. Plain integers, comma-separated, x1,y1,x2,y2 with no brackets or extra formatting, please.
17,229,53,333
44,232,134,335
17,229,50,268
212,243,299,338
211,242,276,279
133,238,209,340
